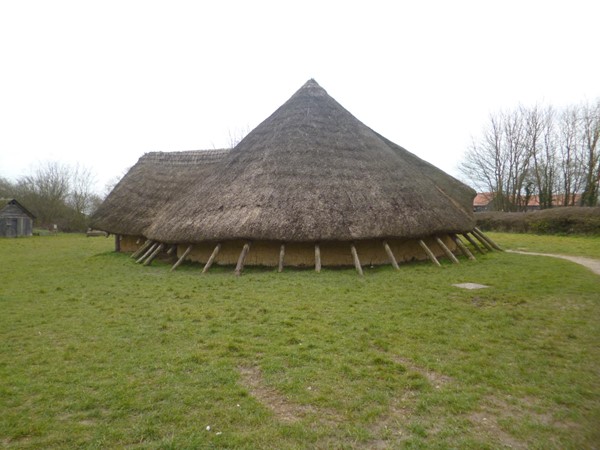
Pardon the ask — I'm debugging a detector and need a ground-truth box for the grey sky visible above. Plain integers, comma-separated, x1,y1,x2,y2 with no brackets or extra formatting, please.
1,0,598,193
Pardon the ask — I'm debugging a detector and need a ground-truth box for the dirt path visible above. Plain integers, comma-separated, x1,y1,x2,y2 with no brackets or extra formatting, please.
506,250,600,276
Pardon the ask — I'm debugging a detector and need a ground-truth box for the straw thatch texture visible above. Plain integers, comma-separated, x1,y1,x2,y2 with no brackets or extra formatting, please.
91,149,228,236
143,79,475,243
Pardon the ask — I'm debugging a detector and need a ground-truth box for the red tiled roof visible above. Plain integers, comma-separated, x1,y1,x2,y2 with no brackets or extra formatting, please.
473,192,582,207
473,192,494,206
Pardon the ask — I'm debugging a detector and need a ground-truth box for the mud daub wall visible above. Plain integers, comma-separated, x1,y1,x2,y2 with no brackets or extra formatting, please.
119,235,457,267
120,235,142,252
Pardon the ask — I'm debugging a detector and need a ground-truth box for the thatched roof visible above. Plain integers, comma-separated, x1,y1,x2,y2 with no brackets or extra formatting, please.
93,79,475,242
91,149,229,236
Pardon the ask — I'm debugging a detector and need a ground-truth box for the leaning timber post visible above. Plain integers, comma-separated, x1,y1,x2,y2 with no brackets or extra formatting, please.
382,240,400,270
144,243,165,266
114,234,121,252
473,227,503,251
462,233,484,254
418,239,442,267
278,243,285,273
234,241,251,276
470,230,494,251
166,244,177,256
171,245,193,272
132,239,153,259
202,243,221,273
350,243,364,276
450,234,475,260
315,243,321,273
435,237,459,264
136,242,158,264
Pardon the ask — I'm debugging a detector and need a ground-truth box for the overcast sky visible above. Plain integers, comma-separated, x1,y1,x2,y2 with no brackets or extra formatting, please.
1,0,599,193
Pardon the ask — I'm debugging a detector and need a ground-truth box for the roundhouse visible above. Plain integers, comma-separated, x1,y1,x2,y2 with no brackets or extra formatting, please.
92,80,498,273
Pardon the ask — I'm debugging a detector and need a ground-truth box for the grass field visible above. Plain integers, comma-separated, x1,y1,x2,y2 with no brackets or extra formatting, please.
1,234,599,449
487,232,600,259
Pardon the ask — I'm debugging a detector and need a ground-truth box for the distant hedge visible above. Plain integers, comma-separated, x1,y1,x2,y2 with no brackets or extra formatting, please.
475,207,600,235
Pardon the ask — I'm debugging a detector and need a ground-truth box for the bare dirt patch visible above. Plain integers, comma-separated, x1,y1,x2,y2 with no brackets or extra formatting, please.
392,356,454,389
238,365,311,423
366,355,454,445
469,394,581,449
468,409,526,449
366,391,415,448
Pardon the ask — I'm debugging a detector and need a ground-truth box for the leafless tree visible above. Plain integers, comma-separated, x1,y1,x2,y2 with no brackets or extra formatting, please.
11,161,100,230
579,100,600,206
460,109,533,211
528,105,557,208
557,106,585,206
460,113,504,206
0,176,14,198
503,108,532,211
15,162,72,227
462,98,600,210
227,125,251,148
69,164,98,216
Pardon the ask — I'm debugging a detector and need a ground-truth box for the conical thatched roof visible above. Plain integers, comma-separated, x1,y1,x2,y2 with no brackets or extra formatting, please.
139,79,475,243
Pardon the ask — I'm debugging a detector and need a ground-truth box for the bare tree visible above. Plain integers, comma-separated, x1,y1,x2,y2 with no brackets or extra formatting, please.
0,176,14,198
528,105,557,208
503,107,531,211
579,100,600,206
227,125,251,148
10,161,100,230
460,113,504,206
558,106,585,206
558,107,577,205
460,109,533,211
462,98,600,211
15,162,71,227
69,164,98,216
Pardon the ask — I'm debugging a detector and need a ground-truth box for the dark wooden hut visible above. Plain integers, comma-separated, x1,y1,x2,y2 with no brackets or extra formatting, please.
0,199,35,238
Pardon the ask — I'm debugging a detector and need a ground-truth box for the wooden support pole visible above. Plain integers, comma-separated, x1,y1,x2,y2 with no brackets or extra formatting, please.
470,230,494,251
462,233,485,254
435,237,459,264
418,239,441,267
136,242,158,263
131,239,153,259
315,244,321,273
350,244,364,276
166,244,177,256
136,238,141,245
143,243,164,266
202,243,221,273
278,244,285,273
234,242,251,276
382,240,400,270
451,234,475,260
473,227,503,251
171,245,193,272
114,234,121,252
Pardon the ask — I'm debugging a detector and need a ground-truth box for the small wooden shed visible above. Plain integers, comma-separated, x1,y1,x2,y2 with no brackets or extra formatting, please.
0,199,35,237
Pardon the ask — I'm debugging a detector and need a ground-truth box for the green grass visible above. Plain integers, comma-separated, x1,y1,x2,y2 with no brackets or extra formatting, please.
1,234,599,449
487,232,600,258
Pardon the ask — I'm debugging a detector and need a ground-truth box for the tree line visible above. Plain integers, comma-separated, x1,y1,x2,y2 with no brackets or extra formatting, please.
0,162,103,232
460,99,600,211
